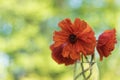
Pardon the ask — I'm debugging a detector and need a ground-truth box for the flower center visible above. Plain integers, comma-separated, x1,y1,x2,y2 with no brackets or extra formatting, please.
69,34,77,44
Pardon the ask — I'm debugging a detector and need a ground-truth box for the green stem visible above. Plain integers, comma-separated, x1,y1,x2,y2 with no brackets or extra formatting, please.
81,55,87,80
74,61,77,80
74,62,95,80
91,54,95,62
74,54,95,80
86,54,95,80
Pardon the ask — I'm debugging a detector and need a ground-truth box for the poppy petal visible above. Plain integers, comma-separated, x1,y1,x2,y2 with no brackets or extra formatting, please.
50,44,75,65
58,18,73,33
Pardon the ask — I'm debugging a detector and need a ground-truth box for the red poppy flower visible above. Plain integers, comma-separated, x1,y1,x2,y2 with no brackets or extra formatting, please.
50,18,96,65
97,29,117,61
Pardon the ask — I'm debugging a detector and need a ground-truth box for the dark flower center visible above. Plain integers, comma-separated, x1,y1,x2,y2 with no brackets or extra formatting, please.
69,34,77,44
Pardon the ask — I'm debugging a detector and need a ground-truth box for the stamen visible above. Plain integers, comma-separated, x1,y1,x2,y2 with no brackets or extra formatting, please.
69,34,77,44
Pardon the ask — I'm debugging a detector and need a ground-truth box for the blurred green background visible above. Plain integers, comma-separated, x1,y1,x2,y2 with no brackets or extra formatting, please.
0,0,120,80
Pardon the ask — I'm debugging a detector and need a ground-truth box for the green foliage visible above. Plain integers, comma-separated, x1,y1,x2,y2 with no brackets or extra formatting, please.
0,0,120,80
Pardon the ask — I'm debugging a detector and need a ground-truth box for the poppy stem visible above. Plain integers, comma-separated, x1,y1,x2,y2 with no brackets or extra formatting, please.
74,62,95,80
73,61,77,80
91,54,95,62
74,54,96,80
81,55,87,79
85,54,95,80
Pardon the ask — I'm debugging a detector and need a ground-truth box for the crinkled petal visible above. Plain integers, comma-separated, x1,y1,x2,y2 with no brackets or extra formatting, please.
58,18,73,33
70,51,80,60
50,44,75,66
62,43,71,58
74,41,86,55
78,31,96,55
53,31,68,47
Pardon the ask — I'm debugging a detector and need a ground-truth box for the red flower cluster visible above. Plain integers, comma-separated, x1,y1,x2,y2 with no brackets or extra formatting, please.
50,18,117,65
